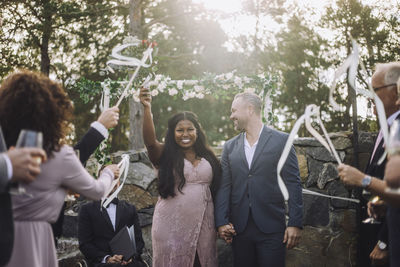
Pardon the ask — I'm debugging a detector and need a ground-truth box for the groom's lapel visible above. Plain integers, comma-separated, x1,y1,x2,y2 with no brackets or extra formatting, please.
250,126,272,170
238,133,249,171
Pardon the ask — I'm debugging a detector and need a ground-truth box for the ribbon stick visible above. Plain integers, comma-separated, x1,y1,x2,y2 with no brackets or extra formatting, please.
106,41,154,107
106,43,152,71
277,104,343,201
277,114,305,201
303,188,360,203
115,45,153,107
304,105,342,164
101,154,130,209
329,39,359,111
329,38,388,165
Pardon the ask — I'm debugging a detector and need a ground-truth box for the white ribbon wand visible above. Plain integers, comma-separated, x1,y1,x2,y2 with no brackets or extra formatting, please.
101,154,130,209
277,104,352,202
329,38,388,165
106,43,153,107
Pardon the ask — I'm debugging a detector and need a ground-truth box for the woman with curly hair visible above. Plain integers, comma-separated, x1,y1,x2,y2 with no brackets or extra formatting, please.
139,87,221,267
0,70,119,267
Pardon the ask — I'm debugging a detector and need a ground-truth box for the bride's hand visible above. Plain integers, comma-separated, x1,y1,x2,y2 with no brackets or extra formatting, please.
139,87,152,108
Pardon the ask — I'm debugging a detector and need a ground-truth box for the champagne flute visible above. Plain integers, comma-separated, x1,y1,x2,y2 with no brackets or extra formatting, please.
9,129,43,196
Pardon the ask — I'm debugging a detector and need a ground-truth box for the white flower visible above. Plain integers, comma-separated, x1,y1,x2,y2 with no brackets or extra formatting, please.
196,93,204,99
123,36,140,45
245,87,256,93
182,95,189,101
225,72,233,80
234,76,243,88
151,89,159,96
157,81,167,92
194,85,204,92
222,84,230,90
243,77,251,83
216,74,225,81
133,95,140,102
168,88,178,96
154,74,163,83
167,106,172,111
177,80,184,89
185,80,198,86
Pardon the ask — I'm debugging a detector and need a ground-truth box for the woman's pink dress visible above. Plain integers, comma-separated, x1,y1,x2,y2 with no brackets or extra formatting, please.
152,158,218,267
5,145,113,267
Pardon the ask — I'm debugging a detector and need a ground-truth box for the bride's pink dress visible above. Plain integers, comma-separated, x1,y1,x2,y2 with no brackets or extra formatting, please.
152,158,218,267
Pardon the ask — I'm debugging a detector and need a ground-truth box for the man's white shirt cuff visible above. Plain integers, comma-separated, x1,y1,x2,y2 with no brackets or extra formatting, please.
91,121,109,139
102,255,111,263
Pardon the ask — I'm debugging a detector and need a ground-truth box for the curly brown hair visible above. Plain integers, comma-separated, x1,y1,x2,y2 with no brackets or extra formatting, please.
0,69,73,157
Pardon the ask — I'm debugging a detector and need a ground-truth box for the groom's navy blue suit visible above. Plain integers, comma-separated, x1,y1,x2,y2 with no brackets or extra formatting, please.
215,125,303,267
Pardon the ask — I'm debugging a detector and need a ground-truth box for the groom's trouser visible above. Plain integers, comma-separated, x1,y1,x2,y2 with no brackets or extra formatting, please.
232,211,285,267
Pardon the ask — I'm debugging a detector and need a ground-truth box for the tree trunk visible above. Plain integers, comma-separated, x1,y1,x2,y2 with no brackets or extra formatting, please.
128,0,145,150
40,0,52,76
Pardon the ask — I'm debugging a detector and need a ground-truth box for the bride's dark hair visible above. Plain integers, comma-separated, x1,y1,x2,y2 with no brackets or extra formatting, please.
158,111,221,199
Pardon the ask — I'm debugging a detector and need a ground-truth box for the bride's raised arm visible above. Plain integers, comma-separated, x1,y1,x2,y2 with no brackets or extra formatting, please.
139,87,164,165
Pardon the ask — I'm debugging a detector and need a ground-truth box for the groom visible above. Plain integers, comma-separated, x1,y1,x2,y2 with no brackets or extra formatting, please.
215,92,303,267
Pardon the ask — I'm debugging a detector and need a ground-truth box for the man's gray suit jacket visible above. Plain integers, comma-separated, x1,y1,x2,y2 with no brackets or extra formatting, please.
214,125,303,234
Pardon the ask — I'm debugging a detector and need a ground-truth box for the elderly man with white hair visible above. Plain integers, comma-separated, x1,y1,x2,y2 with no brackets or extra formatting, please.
338,62,400,267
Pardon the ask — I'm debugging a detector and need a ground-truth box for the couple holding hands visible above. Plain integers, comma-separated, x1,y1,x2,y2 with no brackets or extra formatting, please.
139,87,303,267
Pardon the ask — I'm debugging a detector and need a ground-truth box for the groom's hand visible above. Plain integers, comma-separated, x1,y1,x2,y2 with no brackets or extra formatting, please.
283,226,301,249
218,223,236,244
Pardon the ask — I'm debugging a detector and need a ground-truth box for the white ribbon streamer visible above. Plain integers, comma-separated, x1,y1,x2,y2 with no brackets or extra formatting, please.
100,82,111,111
304,105,342,164
115,44,153,107
277,105,343,201
359,61,388,165
329,39,359,111
101,154,130,209
329,38,388,165
106,43,152,72
303,188,360,203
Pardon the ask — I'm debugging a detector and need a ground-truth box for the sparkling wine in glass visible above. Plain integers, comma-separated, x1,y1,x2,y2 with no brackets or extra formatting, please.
9,130,43,196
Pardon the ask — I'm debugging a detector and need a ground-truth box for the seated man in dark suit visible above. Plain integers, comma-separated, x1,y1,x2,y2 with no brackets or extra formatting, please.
78,181,145,267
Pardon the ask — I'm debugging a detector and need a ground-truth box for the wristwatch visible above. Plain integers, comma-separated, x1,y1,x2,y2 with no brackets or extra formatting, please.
377,240,387,250
361,175,372,189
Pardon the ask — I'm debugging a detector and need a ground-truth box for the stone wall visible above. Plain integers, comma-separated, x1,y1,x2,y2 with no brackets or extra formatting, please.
58,131,376,267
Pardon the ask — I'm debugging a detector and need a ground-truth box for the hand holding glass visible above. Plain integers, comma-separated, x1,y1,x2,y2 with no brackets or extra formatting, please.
9,130,43,196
